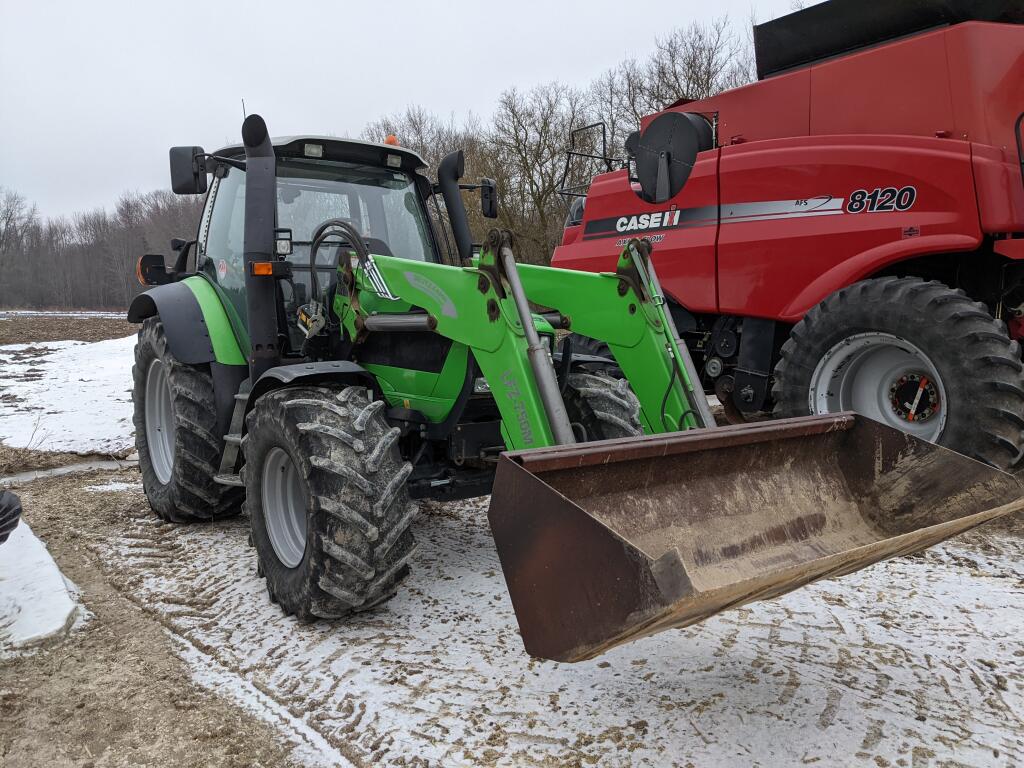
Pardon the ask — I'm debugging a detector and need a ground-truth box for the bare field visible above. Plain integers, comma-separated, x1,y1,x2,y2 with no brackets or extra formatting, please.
0,312,134,346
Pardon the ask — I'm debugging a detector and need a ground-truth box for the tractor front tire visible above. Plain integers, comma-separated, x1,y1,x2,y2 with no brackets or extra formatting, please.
244,385,417,620
132,317,242,523
564,372,643,441
772,277,1024,469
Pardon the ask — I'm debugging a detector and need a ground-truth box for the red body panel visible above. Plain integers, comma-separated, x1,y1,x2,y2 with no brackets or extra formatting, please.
555,154,720,313
554,20,1024,325
717,136,980,321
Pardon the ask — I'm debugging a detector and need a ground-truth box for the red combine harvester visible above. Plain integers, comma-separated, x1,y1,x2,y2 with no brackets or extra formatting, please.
554,0,1024,467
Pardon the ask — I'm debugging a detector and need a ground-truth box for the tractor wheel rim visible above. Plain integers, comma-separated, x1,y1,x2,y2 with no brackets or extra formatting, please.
145,359,175,485
262,447,307,568
809,331,947,442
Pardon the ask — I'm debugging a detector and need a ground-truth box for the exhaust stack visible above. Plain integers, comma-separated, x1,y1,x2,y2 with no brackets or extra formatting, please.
241,114,280,380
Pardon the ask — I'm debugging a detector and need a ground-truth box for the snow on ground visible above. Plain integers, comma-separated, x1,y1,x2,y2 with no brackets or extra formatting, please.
0,522,84,657
98,499,1024,767
85,478,142,493
0,335,136,453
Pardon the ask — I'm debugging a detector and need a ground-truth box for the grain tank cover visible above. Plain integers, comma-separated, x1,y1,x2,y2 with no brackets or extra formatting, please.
754,0,1024,80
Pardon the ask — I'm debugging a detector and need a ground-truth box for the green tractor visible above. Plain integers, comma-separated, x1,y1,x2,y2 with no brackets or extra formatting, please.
129,114,1022,662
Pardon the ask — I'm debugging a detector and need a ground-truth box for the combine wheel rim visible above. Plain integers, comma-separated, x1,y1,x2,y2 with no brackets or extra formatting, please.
261,447,308,568
808,331,947,441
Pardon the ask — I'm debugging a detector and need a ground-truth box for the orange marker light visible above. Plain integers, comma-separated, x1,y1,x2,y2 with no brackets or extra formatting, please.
252,262,274,276
135,256,147,286
384,134,400,146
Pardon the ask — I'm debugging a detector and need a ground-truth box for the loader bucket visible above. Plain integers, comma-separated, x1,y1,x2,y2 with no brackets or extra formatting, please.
487,413,1024,662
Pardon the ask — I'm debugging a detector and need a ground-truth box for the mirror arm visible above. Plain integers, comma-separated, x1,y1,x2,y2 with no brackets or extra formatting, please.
204,154,246,171
172,240,196,275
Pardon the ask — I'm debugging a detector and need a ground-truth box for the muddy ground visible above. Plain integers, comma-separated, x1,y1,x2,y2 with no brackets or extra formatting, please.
6,464,1017,767
0,313,134,346
0,445,95,476
0,469,301,768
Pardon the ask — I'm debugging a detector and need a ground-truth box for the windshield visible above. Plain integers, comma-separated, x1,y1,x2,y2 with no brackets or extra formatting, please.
199,157,436,351
277,158,436,264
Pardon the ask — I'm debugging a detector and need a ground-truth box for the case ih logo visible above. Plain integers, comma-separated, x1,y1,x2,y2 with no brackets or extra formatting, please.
615,210,681,233
582,197,851,242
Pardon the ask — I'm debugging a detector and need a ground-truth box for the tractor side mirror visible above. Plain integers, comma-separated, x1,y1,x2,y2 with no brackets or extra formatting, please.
633,113,701,204
136,254,171,286
169,146,208,195
480,178,498,219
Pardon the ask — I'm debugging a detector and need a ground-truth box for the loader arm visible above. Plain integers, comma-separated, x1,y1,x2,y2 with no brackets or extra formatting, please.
350,241,700,448
516,246,704,434
354,253,556,450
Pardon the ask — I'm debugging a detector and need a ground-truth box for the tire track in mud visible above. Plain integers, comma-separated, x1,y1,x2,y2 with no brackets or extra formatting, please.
97,489,1024,767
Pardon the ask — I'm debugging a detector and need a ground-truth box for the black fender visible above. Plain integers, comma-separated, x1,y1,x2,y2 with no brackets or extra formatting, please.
129,282,249,439
246,361,376,415
128,282,218,365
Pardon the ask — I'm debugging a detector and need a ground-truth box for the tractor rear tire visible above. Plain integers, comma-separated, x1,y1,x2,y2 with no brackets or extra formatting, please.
132,317,242,523
0,490,22,546
772,277,1024,469
243,385,417,620
567,333,612,360
564,372,643,440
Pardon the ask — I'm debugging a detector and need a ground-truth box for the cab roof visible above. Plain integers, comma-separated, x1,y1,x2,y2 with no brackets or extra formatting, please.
212,135,428,174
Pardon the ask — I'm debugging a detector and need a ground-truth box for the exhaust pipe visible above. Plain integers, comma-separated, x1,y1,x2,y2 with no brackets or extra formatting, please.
241,114,280,381
437,150,473,263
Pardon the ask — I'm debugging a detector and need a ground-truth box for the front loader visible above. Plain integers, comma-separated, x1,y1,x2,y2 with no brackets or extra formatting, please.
128,114,1024,663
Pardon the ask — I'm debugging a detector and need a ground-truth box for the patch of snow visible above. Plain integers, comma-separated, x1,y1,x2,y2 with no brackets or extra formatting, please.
0,335,136,453
85,479,142,493
0,459,135,487
0,522,84,656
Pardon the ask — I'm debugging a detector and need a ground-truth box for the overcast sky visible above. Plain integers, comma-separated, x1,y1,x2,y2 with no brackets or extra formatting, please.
1,0,806,217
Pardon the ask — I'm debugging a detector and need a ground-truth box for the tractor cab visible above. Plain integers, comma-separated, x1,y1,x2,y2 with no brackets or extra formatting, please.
190,136,443,355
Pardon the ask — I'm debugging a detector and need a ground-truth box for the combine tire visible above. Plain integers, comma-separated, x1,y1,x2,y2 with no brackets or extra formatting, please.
0,490,21,545
132,317,242,523
244,385,417,620
564,372,643,440
773,277,1024,469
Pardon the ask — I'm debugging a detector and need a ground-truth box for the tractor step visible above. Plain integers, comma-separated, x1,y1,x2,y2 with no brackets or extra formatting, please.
217,382,252,482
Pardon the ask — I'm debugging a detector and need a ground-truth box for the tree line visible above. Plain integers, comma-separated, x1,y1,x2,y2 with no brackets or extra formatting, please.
0,16,751,310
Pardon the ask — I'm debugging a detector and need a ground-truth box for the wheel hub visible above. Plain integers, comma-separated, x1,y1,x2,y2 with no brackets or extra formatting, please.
261,447,308,568
888,372,940,424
